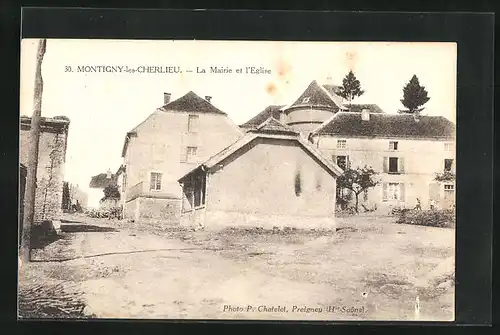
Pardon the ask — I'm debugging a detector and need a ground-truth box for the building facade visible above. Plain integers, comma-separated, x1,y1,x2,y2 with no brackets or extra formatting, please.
178,117,342,230
19,115,70,223
309,111,456,212
241,79,456,213
120,91,243,223
88,169,117,209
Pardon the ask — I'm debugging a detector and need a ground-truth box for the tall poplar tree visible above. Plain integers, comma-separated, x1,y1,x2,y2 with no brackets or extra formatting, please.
338,70,365,111
400,75,431,114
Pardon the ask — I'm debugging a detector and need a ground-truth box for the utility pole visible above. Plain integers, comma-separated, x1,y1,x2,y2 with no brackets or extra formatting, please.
20,39,47,263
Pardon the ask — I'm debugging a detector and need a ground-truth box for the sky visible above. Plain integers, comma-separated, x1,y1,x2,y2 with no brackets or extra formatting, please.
20,39,456,193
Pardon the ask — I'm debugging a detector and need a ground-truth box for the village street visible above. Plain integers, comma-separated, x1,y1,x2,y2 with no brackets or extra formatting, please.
21,215,455,321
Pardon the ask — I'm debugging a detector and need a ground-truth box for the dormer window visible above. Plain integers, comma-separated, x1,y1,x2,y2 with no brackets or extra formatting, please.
302,97,311,104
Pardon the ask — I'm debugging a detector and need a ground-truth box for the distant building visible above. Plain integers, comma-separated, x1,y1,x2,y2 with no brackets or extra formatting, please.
68,183,88,209
88,169,117,209
119,91,243,223
19,115,70,223
178,117,343,230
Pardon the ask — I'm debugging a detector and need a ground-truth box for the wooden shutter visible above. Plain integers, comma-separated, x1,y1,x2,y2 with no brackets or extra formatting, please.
332,155,337,165
346,155,351,169
399,157,405,173
149,173,155,190
399,183,405,202
180,146,186,162
382,183,388,201
383,157,388,173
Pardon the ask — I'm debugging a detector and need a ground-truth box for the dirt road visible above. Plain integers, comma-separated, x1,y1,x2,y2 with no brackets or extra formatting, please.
23,215,455,321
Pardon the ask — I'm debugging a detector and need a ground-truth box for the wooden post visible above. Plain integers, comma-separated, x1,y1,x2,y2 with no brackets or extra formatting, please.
20,39,47,263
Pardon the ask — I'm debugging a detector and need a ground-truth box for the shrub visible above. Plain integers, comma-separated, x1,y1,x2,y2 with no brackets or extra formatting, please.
84,206,123,220
396,209,455,228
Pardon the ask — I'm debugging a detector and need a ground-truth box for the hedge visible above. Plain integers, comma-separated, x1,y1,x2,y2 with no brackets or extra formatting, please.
395,209,455,228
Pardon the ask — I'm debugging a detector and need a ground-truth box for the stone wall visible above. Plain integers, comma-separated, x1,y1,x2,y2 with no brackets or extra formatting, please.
124,196,181,223
19,116,70,223
180,210,337,231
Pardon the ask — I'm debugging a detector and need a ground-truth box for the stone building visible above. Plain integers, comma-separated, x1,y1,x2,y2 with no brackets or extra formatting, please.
178,117,342,230
19,115,70,223
309,111,456,212
88,169,117,209
241,79,456,212
119,91,243,223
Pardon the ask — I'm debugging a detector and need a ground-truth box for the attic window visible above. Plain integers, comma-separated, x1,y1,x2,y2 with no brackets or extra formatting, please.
188,114,199,133
302,97,311,104
389,141,398,151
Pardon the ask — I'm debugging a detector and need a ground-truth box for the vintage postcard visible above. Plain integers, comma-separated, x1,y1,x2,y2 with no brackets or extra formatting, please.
18,39,456,321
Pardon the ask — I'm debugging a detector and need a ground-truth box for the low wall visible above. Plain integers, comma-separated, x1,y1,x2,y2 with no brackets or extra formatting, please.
181,209,336,231
124,196,181,223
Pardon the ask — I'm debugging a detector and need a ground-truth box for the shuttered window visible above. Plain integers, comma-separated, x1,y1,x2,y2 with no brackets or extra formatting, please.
382,182,405,201
384,157,405,174
150,172,162,191
188,114,199,133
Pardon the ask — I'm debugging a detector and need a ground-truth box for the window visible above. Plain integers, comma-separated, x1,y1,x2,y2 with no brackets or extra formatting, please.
150,172,162,191
389,141,398,151
302,97,311,103
337,140,347,149
444,184,455,191
384,156,405,174
336,155,348,170
389,157,399,173
187,114,199,133
383,182,405,202
444,143,453,152
186,146,198,162
444,159,454,172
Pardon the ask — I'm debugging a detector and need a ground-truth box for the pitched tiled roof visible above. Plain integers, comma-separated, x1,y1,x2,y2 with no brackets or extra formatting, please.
239,105,285,128
287,80,347,111
89,173,117,188
248,117,299,136
312,112,455,139
178,121,343,183
343,104,385,114
160,91,226,115
322,84,342,96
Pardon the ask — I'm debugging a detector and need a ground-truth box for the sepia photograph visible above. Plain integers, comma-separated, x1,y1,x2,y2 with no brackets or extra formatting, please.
18,39,456,321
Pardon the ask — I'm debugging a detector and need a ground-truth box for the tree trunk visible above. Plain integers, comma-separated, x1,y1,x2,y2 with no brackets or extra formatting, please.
355,193,359,213
20,39,47,263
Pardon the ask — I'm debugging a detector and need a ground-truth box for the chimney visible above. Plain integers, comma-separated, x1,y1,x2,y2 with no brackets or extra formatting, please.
106,169,112,179
205,96,212,103
361,109,370,121
164,92,171,105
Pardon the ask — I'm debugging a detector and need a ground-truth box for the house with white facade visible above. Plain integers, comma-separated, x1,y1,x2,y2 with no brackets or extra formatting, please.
119,91,243,223
240,79,456,212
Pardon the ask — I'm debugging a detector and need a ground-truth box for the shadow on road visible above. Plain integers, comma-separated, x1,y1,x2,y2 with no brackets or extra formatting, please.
60,224,118,233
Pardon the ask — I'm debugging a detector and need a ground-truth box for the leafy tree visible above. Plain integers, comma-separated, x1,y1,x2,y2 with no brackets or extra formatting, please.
102,184,120,201
337,165,378,213
400,75,430,114
338,70,365,111
61,182,71,211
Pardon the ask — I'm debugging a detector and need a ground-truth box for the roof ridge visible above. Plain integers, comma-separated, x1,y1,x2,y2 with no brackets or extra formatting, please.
318,83,348,110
